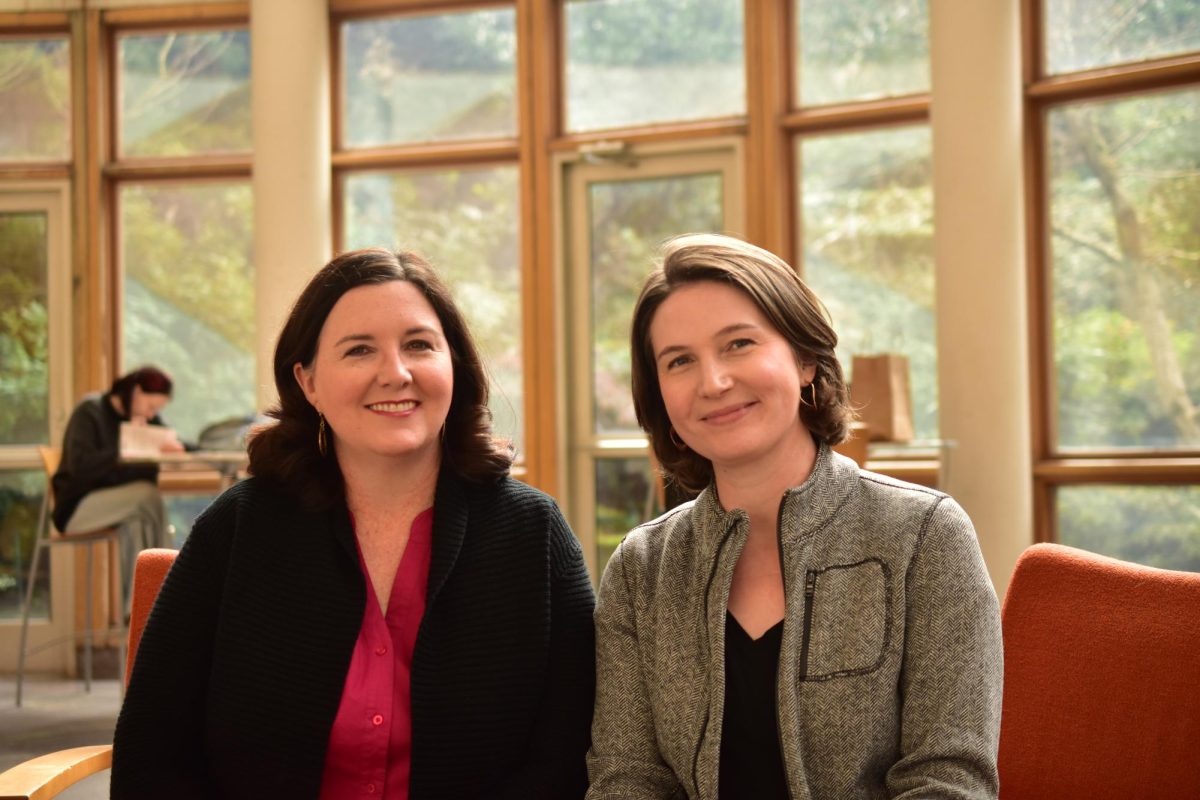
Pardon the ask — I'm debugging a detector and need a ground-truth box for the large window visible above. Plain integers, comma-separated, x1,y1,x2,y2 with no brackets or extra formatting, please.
792,0,938,454
0,26,74,621
112,22,254,443
335,4,525,455
1029,0,1200,570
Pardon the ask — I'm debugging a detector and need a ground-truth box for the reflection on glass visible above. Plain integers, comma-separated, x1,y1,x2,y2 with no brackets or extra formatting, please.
0,37,70,161
118,29,251,157
565,0,744,132
796,0,929,107
0,470,48,619
595,457,657,573
120,182,255,443
343,167,523,452
1058,485,1200,573
0,212,49,446
589,173,723,434
798,126,937,441
343,8,516,147
1045,0,1200,75
1049,90,1200,450
166,494,216,547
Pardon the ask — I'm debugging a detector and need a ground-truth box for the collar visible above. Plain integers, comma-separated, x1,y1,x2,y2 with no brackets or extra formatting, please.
689,442,859,558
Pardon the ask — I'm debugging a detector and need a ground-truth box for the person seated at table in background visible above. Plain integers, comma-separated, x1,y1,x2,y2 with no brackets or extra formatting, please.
52,366,184,614
587,234,1002,799
112,248,597,799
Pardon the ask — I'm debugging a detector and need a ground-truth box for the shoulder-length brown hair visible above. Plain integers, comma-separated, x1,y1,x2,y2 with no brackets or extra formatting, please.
248,248,512,509
630,234,854,494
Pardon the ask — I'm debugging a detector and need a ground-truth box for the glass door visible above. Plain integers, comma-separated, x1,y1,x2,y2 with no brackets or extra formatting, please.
0,183,73,670
562,144,743,579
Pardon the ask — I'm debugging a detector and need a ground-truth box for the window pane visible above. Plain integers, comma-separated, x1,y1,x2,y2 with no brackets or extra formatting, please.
343,168,523,452
0,469,48,619
798,126,937,441
1049,90,1200,450
0,212,50,446
595,457,657,574
588,173,723,435
118,29,251,157
120,182,255,443
795,0,928,107
1058,485,1200,572
565,0,744,132
342,8,516,147
0,37,70,161
1045,0,1200,75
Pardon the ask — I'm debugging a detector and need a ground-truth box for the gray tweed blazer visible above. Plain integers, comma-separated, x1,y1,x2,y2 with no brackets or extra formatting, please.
587,445,1002,800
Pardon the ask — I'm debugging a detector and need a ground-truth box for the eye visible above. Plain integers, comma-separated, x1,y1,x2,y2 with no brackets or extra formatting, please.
665,354,693,370
727,337,755,351
343,344,372,357
405,339,435,352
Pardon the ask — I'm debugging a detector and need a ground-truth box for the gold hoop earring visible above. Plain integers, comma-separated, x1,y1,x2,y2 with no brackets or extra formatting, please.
318,413,328,457
669,427,688,451
801,379,819,411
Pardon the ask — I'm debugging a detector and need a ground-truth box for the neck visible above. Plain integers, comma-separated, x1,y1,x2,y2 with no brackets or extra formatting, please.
108,394,126,417
713,432,818,535
340,450,440,528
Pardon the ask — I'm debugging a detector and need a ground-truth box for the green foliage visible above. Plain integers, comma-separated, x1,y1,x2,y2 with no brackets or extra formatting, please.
343,10,516,146
589,174,723,433
800,126,938,441
0,470,48,619
566,0,742,67
1046,0,1200,74
119,30,252,157
797,0,928,105
0,213,50,445
344,168,524,448
121,183,256,442
1059,485,1200,572
0,38,70,159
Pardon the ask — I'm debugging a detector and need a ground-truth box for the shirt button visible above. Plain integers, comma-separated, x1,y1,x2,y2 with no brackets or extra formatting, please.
366,783,376,794
372,714,384,726
375,646,387,656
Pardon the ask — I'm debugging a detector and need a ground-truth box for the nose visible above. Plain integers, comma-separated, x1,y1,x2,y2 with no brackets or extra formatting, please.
698,358,732,397
378,349,413,387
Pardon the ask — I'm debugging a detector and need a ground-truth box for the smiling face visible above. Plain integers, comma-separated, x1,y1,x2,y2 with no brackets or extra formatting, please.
649,280,816,478
293,280,454,475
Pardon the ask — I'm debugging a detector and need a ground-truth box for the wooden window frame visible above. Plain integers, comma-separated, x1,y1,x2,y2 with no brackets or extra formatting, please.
1021,0,1200,543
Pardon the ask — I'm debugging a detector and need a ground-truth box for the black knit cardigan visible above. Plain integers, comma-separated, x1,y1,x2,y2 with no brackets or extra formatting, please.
111,469,596,799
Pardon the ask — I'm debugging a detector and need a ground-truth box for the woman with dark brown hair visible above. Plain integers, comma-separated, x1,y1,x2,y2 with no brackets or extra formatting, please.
52,366,182,614
113,249,595,799
587,234,1002,799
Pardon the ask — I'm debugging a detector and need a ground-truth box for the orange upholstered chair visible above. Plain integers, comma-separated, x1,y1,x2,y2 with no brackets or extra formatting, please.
998,543,1200,799
0,548,177,800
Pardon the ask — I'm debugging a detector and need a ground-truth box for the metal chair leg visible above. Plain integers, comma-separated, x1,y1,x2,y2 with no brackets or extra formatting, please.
15,533,47,709
82,544,94,693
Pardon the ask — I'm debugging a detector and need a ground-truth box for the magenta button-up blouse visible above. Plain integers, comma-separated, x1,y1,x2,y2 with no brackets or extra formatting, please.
319,507,434,800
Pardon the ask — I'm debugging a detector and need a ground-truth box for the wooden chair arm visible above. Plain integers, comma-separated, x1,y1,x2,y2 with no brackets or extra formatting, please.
0,745,112,800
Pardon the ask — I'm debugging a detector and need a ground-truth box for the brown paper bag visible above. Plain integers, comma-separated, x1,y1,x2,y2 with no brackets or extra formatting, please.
850,354,914,442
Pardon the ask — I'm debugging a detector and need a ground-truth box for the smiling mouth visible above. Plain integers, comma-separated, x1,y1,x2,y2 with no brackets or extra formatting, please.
702,402,755,422
366,401,418,412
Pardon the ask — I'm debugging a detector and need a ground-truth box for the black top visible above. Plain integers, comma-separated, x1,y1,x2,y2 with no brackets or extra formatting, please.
110,471,596,799
719,612,789,800
52,393,161,530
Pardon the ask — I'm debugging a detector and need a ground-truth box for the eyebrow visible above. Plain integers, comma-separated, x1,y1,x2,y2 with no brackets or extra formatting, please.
654,322,760,362
332,326,441,348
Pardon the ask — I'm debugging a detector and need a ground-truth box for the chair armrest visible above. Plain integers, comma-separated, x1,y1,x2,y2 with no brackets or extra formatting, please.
0,745,112,800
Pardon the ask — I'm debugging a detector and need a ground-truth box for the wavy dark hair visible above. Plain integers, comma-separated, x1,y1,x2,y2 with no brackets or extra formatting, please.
630,234,854,494
248,248,513,509
109,366,173,419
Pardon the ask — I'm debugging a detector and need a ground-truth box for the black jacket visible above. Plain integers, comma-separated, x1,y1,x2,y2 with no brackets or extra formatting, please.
52,393,160,530
111,470,596,799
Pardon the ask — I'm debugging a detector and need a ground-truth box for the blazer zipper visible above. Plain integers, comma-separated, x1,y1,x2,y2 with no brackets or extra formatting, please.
797,570,817,680
694,519,738,798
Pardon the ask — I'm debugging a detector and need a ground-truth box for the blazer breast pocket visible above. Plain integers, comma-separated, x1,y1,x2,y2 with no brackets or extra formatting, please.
799,558,891,681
